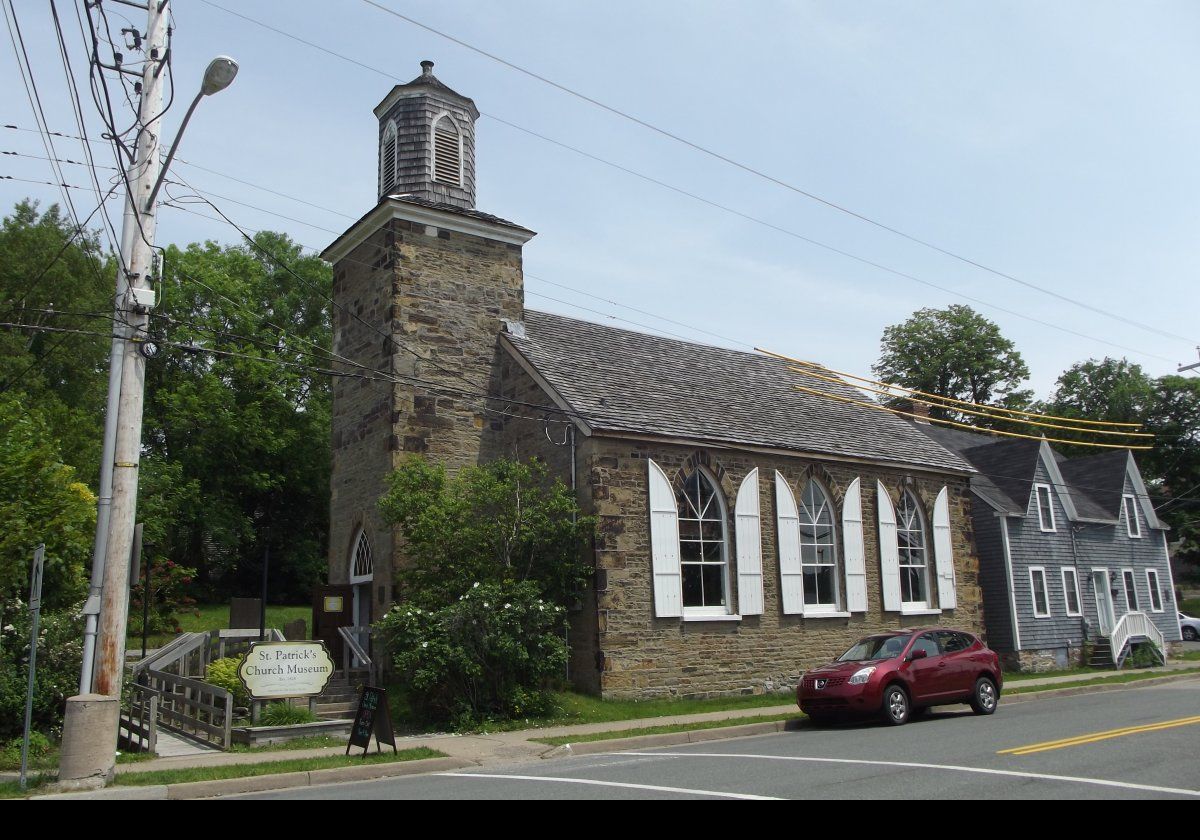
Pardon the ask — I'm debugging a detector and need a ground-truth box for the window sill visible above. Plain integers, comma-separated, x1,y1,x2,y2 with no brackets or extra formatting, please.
802,610,852,619
899,608,941,616
682,613,742,623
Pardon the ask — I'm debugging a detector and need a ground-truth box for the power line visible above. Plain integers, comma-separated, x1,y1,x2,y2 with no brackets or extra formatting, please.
354,0,1198,349
147,2,1189,366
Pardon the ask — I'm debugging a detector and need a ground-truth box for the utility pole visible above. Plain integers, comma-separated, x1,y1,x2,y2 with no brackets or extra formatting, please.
1179,348,1200,375
59,0,169,787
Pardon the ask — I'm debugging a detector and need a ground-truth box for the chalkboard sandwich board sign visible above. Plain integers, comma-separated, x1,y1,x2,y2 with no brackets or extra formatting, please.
347,685,397,756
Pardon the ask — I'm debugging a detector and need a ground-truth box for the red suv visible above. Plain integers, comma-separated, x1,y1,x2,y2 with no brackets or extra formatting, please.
797,628,1002,726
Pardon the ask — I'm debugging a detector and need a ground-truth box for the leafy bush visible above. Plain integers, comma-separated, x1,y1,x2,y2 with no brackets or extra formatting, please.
258,702,318,727
204,656,249,708
127,559,200,636
0,731,52,771
377,580,568,727
0,605,84,740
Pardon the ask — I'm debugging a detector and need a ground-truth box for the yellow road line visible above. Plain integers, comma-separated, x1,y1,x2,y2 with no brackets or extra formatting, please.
999,715,1200,756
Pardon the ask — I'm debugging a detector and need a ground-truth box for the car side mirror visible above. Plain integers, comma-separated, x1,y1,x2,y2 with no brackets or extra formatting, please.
908,648,928,661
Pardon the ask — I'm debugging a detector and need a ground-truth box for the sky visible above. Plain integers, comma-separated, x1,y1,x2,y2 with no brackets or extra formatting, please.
3,0,1198,398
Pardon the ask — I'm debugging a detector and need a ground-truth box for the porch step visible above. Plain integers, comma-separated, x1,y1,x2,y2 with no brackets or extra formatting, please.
1088,638,1115,669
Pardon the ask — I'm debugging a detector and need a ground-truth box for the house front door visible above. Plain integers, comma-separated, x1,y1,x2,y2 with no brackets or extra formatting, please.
1092,569,1116,636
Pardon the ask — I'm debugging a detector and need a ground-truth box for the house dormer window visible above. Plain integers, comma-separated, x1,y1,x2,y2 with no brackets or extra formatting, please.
1123,494,1142,538
1034,484,1056,532
380,120,398,195
432,114,462,186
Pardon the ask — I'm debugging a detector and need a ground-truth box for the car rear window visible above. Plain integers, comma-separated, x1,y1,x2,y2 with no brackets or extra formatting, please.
837,634,913,662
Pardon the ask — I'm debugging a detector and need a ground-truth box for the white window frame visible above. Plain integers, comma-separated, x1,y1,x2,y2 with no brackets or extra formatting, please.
897,490,932,610
349,528,373,585
1034,484,1056,532
1145,569,1164,613
1029,566,1052,618
1121,568,1138,612
1123,494,1142,538
798,479,841,614
1061,567,1082,617
677,467,733,620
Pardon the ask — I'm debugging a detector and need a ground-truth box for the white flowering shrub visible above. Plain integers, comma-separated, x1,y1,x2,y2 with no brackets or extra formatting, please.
376,580,567,727
0,605,84,740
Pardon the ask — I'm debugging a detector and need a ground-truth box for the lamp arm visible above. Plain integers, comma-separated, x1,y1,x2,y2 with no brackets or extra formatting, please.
144,90,203,212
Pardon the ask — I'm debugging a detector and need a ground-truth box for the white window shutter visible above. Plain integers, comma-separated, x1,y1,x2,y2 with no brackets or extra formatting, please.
775,471,804,615
647,459,682,618
842,477,867,613
735,469,764,616
877,481,901,612
932,486,957,610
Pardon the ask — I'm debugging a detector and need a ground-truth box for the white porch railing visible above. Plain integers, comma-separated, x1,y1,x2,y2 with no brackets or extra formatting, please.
1109,611,1165,669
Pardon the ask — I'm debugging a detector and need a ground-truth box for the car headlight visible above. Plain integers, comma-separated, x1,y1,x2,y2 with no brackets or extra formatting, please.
848,666,877,685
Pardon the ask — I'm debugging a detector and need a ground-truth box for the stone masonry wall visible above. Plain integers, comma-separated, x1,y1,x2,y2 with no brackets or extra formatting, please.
329,214,526,617
580,438,984,699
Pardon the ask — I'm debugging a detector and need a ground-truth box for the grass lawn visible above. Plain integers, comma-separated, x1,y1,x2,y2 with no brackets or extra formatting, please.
128,604,310,648
1005,666,1200,695
1180,598,1200,617
113,747,444,787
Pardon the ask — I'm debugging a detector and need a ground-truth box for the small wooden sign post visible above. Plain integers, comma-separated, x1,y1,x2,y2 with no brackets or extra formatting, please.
346,685,397,756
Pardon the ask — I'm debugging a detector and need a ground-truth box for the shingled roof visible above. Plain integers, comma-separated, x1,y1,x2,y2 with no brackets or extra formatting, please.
503,310,973,474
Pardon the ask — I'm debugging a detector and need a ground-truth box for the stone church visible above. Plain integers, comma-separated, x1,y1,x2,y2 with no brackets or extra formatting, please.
321,62,985,698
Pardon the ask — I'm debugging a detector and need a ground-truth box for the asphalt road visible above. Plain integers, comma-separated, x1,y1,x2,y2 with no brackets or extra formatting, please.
234,678,1200,800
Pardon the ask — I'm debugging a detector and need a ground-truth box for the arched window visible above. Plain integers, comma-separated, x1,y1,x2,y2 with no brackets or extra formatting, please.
379,120,398,195
677,470,730,613
432,114,462,186
349,528,373,584
896,491,930,607
799,480,839,610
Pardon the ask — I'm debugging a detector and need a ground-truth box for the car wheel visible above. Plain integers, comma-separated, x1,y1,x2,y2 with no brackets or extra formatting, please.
881,684,910,726
970,676,999,715
1184,627,1198,642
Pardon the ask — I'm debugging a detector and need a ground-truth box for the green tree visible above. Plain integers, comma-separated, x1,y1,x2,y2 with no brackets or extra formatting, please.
379,456,595,609
0,201,112,483
376,456,594,725
143,232,333,602
0,394,93,609
873,304,1031,424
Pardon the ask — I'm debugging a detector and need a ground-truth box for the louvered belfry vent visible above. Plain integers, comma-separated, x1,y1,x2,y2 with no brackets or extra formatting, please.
433,117,461,186
373,60,478,208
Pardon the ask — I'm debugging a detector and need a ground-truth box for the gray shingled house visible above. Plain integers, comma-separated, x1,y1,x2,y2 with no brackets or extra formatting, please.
916,424,1183,671
320,63,994,698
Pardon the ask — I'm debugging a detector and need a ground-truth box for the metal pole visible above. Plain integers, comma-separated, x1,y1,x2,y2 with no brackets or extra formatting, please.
259,527,270,641
141,553,151,658
20,545,45,792
85,0,169,780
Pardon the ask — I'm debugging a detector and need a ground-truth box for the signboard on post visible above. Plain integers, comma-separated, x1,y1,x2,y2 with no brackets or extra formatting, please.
21,545,45,791
237,641,334,700
346,685,397,756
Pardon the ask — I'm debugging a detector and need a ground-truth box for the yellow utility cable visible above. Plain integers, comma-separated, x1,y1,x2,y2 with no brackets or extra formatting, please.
757,348,1144,429
786,365,1154,439
790,384,1152,451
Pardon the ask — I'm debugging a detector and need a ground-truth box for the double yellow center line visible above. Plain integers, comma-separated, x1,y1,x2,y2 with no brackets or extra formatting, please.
1000,715,1200,756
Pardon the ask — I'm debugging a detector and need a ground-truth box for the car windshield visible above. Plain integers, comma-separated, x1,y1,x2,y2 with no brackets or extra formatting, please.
837,634,913,662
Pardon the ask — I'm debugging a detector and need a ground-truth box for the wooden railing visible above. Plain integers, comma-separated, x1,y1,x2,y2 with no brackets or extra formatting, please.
118,684,159,754
141,668,234,750
127,627,286,751
1110,611,1166,669
338,625,375,685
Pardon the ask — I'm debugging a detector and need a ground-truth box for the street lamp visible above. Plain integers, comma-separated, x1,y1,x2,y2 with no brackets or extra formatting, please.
144,55,239,211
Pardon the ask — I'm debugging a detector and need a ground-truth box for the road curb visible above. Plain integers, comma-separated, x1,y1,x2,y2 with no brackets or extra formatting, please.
30,755,476,800
540,718,805,757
